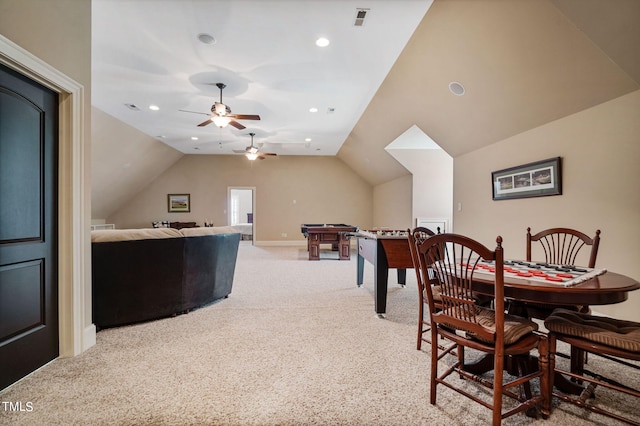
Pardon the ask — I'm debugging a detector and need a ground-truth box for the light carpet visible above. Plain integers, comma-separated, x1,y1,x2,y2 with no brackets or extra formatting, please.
1,244,638,425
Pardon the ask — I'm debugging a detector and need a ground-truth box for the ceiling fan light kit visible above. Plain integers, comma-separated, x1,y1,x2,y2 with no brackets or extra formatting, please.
212,115,231,128
213,102,228,116
183,82,260,131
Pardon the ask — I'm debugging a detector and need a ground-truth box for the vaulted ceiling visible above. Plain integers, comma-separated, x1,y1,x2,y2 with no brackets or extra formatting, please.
92,0,432,157
92,0,639,189
338,0,640,185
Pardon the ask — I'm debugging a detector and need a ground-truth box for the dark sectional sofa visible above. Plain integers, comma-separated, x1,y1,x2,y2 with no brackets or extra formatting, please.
91,227,241,329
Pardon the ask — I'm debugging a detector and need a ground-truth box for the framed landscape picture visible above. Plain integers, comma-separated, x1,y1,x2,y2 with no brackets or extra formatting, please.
167,194,190,212
492,157,562,201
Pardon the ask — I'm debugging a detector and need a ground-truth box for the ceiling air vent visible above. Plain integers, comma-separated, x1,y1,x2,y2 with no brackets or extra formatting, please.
354,8,369,27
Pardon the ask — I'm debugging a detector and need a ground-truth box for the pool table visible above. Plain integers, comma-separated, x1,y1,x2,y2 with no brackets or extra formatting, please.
300,224,358,260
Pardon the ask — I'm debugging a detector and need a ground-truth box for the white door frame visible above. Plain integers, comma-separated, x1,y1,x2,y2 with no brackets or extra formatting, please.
0,35,93,357
228,186,256,242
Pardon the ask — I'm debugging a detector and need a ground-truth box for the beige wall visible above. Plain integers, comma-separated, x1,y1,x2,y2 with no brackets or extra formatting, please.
107,155,374,242
373,175,413,230
454,90,640,321
0,0,91,88
92,107,184,219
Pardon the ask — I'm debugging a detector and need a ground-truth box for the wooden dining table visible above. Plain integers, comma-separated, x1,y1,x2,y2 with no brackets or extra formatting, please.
471,267,640,308
466,264,640,417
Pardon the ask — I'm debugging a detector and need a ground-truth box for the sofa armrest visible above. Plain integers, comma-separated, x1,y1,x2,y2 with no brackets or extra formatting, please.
182,233,241,310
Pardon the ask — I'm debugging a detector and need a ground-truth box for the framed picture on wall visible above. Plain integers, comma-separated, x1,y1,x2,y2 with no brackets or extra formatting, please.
492,157,562,201
167,194,190,212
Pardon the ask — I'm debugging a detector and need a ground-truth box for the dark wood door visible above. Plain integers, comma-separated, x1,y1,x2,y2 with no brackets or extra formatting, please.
0,63,59,390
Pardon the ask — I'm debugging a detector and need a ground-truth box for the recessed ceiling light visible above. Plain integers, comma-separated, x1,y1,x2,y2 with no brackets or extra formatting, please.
149,105,159,111
315,37,330,47
449,81,465,96
305,138,312,142
197,33,216,45
191,137,198,140
309,107,318,113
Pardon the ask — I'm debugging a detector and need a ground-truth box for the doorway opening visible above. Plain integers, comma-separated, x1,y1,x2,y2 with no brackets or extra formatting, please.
228,187,255,244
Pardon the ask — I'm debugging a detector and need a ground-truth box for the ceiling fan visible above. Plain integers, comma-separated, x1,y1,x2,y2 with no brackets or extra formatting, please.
179,83,260,130
234,133,277,160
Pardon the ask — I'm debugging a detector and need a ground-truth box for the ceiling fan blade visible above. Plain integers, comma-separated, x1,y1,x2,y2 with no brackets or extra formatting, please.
232,149,247,154
179,109,211,116
227,114,261,121
258,152,277,157
228,120,246,130
197,118,214,127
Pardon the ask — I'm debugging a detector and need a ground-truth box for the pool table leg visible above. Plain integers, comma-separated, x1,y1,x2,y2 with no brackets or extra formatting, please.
338,234,351,260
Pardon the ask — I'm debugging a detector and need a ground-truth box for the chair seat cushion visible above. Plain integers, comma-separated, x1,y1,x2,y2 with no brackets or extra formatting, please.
431,285,442,302
442,306,538,345
545,308,640,353
475,307,539,345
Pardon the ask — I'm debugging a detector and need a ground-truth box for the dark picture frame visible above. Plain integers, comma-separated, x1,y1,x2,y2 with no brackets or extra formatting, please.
492,157,562,201
167,193,190,212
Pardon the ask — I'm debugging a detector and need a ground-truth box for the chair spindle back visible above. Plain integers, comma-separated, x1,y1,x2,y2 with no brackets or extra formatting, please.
526,227,600,268
417,233,504,345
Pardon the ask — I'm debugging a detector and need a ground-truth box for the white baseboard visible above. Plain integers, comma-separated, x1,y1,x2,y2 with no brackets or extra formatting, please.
254,240,307,247
83,324,97,351
253,240,357,248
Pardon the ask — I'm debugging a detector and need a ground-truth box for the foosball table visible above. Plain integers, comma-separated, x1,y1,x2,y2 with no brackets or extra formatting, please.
355,230,413,317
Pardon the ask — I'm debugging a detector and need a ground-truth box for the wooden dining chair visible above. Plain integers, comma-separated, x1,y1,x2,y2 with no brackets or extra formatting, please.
526,227,600,270
524,227,601,318
407,227,439,351
525,227,601,371
416,233,549,425
545,308,640,425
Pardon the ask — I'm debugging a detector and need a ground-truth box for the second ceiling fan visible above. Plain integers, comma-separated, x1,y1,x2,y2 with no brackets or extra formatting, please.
181,83,260,130
234,133,276,160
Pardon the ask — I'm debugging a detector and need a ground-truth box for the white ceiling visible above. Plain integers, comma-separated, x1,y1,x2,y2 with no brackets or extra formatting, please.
91,0,434,157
